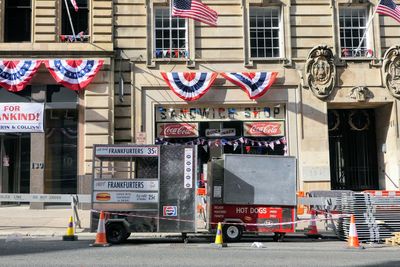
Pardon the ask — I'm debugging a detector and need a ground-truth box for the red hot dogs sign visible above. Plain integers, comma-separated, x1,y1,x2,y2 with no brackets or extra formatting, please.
158,123,199,138
244,121,285,137
0,103,44,133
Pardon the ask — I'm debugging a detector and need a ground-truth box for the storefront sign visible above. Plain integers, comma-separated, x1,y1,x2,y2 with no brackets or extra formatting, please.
206,128,236,137
244,121,285,137
93,191,158,203
156,105,285,122
158,123,198,138
93,179,159,191
94,145,159,157
0,103,44,132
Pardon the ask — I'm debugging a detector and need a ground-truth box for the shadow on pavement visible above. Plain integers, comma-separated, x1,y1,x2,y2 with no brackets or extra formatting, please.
0,238,94,256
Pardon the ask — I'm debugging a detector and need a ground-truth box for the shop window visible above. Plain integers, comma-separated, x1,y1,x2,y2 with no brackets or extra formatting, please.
339,8,371,58
44,109,78,194
249,7,281,58
4,0,31,42
61,0,89,42
154,7,187,59
0,86,31,102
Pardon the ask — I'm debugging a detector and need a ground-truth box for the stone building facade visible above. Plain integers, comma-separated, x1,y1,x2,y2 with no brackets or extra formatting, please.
113,0,400,193
1,0,400,204
0,0,113,207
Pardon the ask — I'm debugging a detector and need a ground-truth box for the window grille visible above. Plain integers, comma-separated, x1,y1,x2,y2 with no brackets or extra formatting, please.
339,8,371,58
249,7,281,59
154,8,188,59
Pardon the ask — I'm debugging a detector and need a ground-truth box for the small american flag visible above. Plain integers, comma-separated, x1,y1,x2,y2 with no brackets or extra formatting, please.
70,0,79,12
172,0,218,27
377,0,400,23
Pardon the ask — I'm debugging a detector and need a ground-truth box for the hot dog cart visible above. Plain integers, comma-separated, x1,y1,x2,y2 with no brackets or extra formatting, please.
91,144,297,243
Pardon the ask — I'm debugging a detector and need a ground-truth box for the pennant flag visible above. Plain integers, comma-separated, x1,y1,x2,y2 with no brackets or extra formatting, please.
233,142,239,151
269,142,275,150
377,0,400,24
202,145,208,152
161,72,218,101
0,60,41,92
70,0,79,12
172,0,218,27
221,72,278,99
45,59,104,90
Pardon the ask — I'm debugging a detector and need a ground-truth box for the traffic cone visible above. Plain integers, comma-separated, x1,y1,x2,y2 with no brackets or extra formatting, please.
90,211,110,247
62,216,78,241
348,215,363,249
214,222,227,247
305,210,322,238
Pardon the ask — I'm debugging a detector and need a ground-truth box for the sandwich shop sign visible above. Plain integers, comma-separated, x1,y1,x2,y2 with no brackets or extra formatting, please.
0,103,44,132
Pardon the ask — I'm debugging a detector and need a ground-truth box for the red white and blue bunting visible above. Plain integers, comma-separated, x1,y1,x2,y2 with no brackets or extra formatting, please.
45,59,104,91
221,72,278,99
0,60,41,92
161,72,218,101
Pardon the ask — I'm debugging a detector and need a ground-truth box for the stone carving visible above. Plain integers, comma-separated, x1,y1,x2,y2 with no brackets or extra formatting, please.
305,45,336,99
349,86,373,102
383,46,400,99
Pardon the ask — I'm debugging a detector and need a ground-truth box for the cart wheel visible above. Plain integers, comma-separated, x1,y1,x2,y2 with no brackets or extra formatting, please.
106,223,128,244
222,224,243,242
273,232,285,242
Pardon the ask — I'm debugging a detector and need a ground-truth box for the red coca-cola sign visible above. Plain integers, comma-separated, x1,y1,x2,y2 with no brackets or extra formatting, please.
158,123,199,138
244,121,284,137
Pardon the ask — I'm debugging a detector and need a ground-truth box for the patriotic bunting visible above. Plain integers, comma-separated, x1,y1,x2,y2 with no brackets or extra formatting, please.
161,72,218,101
0,60,41,92
45,59,104,91
221,72,278,99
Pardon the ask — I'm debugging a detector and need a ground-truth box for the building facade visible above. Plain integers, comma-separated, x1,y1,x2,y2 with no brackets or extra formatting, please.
1,0,400,206
0,0,113,208
113,0,400,193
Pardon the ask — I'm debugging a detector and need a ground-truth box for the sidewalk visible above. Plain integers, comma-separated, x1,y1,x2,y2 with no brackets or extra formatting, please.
0,205,93,237
0,205,337,239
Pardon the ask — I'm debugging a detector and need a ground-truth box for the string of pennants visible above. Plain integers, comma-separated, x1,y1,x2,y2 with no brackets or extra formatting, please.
156,136,287,154
0,59,104,92
161,71,278,101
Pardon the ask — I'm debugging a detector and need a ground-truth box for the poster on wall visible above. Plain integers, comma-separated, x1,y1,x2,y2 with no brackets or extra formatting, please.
244,121,285,137
0,103,44,133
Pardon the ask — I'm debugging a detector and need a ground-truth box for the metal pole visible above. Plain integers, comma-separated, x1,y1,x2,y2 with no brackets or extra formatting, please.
354,0,381,56
63,0,76,39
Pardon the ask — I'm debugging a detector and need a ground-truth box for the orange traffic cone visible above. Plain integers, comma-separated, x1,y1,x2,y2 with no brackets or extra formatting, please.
348,214,363,249
305,210,322,238
90,211,110,247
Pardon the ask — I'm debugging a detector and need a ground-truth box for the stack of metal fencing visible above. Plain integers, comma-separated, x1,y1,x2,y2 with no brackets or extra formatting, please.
336,192,400,243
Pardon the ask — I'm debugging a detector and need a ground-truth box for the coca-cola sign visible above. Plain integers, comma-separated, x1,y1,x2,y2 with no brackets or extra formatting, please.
158,123,199,138
244,121,285,137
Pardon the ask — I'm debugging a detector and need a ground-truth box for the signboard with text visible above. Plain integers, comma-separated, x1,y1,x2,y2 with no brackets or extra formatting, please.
155,105,285,122
244,121,285,137
157,123,199,138
205,128,236,137
0,103,44,132
94,145,159,157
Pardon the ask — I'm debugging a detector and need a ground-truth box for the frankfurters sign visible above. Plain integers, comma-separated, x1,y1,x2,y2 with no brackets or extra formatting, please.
244,121,285,137
94,145,159,157
93,179,159,191
0,103,44,133
93,191,158,203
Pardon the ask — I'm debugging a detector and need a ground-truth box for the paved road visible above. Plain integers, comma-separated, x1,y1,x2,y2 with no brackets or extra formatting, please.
0,236,400,267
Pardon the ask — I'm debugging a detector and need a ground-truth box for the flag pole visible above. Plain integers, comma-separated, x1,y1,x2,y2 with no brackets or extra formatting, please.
63,0,77,39
354,0,381,56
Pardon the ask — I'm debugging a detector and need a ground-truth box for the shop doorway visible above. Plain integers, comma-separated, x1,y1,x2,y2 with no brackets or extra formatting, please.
0,134,31,193
328,109,379,190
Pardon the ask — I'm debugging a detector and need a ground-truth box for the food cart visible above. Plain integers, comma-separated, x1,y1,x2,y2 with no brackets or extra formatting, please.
91,144,297,243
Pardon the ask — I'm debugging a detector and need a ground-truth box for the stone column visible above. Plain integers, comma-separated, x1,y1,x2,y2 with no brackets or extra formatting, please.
30,85,46,209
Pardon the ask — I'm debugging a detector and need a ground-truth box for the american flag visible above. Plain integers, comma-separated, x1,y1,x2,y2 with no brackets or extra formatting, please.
70,0,79,12
172,0,218,27
377,0,400,23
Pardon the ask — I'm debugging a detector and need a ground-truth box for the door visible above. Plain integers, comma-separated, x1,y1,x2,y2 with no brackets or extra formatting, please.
328,109,379,190
0,134,30,194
